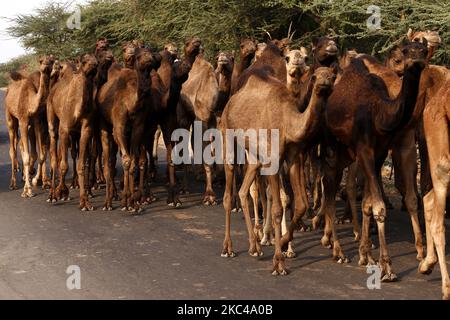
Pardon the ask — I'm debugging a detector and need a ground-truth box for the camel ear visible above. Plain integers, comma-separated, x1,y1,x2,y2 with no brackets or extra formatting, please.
407,28,414,42
300,47,308,58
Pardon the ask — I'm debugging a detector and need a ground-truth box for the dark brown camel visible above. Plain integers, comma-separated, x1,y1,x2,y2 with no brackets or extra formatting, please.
318,40,429,282
47,54,98,211
221,43,337,275
5,55,55,197
230,39,257,95
98,47,158,212
155,37,202,207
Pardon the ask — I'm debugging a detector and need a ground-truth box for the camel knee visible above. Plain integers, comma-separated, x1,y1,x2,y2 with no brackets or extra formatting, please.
122,156,131,171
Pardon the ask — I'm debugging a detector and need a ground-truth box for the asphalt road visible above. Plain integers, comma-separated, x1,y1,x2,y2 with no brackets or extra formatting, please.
0,89,448,300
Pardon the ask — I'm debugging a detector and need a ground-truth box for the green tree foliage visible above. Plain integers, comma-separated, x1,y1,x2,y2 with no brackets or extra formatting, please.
3,0,450,68
0,54,39,87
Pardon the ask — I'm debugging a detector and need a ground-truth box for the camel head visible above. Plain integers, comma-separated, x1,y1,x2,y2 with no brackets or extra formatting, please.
216,51,234,74
255,42,267,61
340,49,358,69
95,38,109,52
50,59,62,78
407,29,441,64
401,39,428,71
239,38,257,59
386,46,405,77
285,48,309,78
77,54,98,77
407,29,442,49
270,38,291,56
312,36,339,67
38,55,56,74
164,42,179,60
184,36,202,57
135,47,157,72
122,41,139,68
311,66,338,97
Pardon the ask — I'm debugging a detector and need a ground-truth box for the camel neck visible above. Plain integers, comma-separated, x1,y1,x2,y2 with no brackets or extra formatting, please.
136,67,152,98
30,71,50,115
95,61,112,89
376,64,423,133
237,54,253,74
287,86,327,143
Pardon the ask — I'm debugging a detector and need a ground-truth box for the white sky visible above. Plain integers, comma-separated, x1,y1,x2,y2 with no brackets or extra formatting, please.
0,1,85,63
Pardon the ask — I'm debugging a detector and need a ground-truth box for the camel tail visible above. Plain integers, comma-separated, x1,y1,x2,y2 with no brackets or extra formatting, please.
9,71,26,82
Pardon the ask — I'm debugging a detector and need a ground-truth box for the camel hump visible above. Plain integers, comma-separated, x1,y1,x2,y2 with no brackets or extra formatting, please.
9,71,26,82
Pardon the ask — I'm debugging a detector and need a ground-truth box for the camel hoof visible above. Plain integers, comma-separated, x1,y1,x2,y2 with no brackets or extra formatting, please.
272,269,288,276
221,252,236,258
102,206,113,211
261,238,272,246
336,256,350,264
121,207,127,212
381,272,397,282
21,190,35,198
418,259,436,275
283,251,296,259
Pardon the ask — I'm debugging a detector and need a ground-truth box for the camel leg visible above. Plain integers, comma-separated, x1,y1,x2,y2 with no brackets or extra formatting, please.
280,176,295,258
221,164,236,257
358,189,377,267
345,161,361,241
392,130,423,261
88,134,99,191
430,185,450,300
32,117,48,189
28,120,37,178
78,122,94,211
419,190,438,274
316,146,349,263
250,177,263,241
18,120,35,198
267,174,287,275
138,145,151,205
231,169,242,212
69,134,79,190
113,124,132,211
127,127,143,213
153,126,161,161
161,123,181,207
261,182,273,246
100,121,113,211
203,163,217,205
47,109,58,203
6,112,19,190
358,144,396,282
55,128,70,202
239,163,263,257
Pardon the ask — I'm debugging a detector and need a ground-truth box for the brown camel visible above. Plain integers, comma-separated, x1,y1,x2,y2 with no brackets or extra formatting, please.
5,55,55,197
177,53,220,205
98,47,158,212
47,54,99,211
419,77,450,300
318,40,429,282
221,43,337,275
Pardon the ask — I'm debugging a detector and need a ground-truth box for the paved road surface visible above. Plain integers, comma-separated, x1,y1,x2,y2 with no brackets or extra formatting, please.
0,89,448,299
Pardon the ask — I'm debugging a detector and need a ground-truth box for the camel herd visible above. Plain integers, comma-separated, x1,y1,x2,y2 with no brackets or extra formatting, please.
3,28,450,299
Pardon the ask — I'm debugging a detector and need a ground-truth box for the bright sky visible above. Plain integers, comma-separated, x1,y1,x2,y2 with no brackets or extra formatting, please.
0,1,85,63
